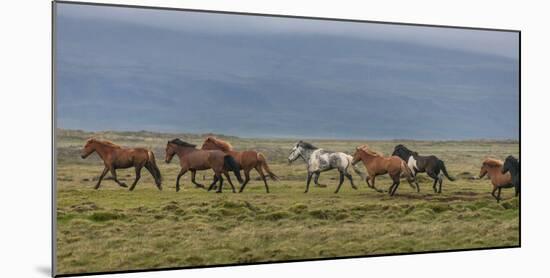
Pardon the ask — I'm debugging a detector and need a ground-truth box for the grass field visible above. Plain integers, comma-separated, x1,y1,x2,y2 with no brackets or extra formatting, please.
55,129,519,275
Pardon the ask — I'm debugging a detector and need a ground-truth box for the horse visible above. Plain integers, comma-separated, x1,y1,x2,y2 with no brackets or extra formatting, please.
392,144,455,193
165,138,243,193
501,155,520,197
287,140,365,193
479,158,513,202
351,145,415,196
201,136,278,193
80,138,162,191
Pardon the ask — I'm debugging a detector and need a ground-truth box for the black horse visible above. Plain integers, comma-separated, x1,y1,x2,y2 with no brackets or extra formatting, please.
501,155,520,197
392,144,455,193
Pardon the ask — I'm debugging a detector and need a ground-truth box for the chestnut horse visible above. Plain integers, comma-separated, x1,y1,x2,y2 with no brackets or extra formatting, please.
81,138,162,191
201,137,278,193
165,138,243,193
479,158,513,202
351,145,415,196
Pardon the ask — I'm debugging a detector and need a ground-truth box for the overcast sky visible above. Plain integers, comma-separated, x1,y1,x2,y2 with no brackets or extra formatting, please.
55,3,519,140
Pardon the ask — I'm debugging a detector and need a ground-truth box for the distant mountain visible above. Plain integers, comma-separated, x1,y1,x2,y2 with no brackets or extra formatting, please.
55,14,519,140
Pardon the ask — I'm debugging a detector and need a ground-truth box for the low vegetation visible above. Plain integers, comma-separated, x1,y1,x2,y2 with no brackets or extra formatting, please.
55,129,519,275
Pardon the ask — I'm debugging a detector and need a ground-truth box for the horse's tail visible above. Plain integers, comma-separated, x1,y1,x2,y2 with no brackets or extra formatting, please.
146,151,162,187
438,160,455,181
224,155,243,184
257,152,279,181
346,155,366,180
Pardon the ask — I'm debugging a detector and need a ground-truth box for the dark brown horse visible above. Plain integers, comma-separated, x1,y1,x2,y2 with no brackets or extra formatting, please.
351,145,415,196
502,155,520,197
201,137,278,193
392,144,455,193
479,158,513,202
165,138,243,193
81,138,162,191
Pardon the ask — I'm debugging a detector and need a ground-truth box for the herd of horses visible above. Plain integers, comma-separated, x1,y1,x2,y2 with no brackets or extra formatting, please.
79,137,520,202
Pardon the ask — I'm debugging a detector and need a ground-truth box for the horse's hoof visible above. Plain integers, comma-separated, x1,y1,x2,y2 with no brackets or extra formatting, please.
216,191,222,194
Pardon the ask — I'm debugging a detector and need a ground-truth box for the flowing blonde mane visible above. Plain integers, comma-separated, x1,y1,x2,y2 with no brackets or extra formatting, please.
483,158,503,168
203,136,233,151
356,144,384,157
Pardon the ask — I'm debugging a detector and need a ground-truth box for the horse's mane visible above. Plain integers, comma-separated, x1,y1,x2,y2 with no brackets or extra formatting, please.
357,144,384,157
169,138,196,148
88,138,121,149
483,158,503,168
394,144,413,154
203,136,233,151
298,141,318,150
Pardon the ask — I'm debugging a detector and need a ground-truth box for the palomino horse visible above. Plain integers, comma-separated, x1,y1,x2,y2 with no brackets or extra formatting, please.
479,158,513,202
201,137,278,193
352,145,415,196
392,144,455,193
81,138,162,191
165,138,243,193
288,141,365,193
502,155,520,197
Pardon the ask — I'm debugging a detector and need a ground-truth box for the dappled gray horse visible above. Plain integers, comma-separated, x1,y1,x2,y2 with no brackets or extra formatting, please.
288,140,365,193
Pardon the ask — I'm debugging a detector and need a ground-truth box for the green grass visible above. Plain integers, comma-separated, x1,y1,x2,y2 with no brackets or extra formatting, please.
55,129,519,275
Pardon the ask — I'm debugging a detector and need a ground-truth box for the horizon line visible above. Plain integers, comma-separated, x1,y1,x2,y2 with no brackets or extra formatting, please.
56,128,520,143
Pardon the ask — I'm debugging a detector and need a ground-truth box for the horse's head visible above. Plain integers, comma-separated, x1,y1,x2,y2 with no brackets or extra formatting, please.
201,137,217,150
165,141,177,163
288,142,302,164
479,164,488,179
81,139,96,159
501,155,516,174
351,148,362,165
392,145,413,160
480,159,503,179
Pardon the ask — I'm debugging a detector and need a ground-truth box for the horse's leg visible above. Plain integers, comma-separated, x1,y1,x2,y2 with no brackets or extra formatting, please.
437,175,443,193
238,169,251,193
255,165,270,193
497,187,502,203
491,186,498,202
313,172,326,187
223,172,236,193
344,172,357,190
176,168,187,192
390,179,401,196
109,168,127,188
128,165,142,191
334,171,345,194
432,178,438,193
371,176,383,193
215,173,224,193
304,172,313,193
208,175,219,192
191,170,205,189
94,166,109,189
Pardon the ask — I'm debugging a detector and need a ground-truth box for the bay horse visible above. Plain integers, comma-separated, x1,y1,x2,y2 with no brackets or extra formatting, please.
479,158,513,202
165,138,243,193
288,141,365,193
81,138,162,191
392,144,455,193
201,136,278,193
501,155,520,197
351,145,415,196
